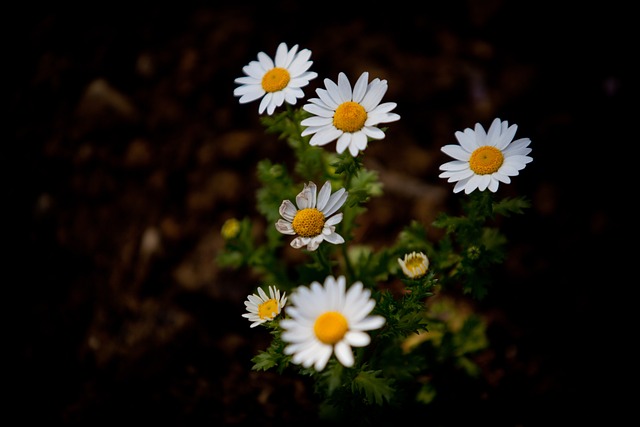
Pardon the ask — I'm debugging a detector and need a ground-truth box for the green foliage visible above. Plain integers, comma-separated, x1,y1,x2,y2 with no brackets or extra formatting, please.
216,105,531,421
352,369,395,405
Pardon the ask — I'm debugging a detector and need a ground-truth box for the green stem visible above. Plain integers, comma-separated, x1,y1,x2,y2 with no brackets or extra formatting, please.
341,242,355,283
313,244,333,276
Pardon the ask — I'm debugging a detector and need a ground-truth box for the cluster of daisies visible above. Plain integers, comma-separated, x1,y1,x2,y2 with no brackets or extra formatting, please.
235,42,532,372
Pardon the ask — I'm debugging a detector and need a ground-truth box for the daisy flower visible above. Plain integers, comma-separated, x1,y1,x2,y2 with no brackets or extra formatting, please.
280,275,386,371
242,285,288,328
233,42,318,115
439,118,533,194
300,71,400,157
275,181,348,251
398,251,429,279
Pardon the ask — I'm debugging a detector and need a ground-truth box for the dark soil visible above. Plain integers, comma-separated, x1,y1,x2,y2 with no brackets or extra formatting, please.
15,1,632,425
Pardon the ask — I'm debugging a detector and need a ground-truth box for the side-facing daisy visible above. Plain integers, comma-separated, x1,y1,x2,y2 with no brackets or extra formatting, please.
398,251,429,279
275,181,348,251
439,118,533,194
280,275,386,371
242,285,287,328
300,71,400,157
234,42,318,115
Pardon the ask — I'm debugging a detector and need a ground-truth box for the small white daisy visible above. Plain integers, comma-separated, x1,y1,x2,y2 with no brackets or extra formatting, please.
234,42,318,115
242,285,288,328
438,118,533,194
275,181,348,251
300,71,400,157
398,251,429,279
280,275,386,371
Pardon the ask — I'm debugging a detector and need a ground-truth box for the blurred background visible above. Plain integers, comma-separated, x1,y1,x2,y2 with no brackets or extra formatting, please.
15,1,632,425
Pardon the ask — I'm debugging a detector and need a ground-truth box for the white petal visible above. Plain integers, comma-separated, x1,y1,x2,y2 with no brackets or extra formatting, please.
337,72,353,102
272,42,288,67
367,101,397,115
316,181,332,211
279,199,297,221
306,235,323,251
325,212,343,226
309,127,343,146
243,61,267,79
487,178,500,192
441,144,472,161
334,340,354,367
352,71,369,103
258,93,273,115
275,219,295,234
348,140,360,157
323,189,347,216
236,88,266,104
353,315,386,331
336,133,352,154
454,129,478,152
352,131,369,151
290,236,308,249
303,102,335,118
257,51,275,71
344,330,371,347
439,160,470,172
301,125,328,137
234,76,260,85
324,76,344,105
313,345,333,371
360,80,387,111
316,88,340,109
322,231,344,245
301,116,333,127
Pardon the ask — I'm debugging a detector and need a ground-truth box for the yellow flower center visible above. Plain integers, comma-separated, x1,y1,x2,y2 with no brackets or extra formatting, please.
469,146,504,175
221,218,240,239
333,101,367,133
261,67,290,93
314,311,348,345
406,257,427,278
291,208,325,237
258,299,279,320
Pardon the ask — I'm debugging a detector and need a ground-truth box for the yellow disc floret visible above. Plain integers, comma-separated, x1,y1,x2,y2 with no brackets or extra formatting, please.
406,257,427,278
221,218,240,240
333,101,367,133
261,67,290,93
258,299,279,320
314,311,348,344
469,146,504,175
292,208,325,237
399,251,429,279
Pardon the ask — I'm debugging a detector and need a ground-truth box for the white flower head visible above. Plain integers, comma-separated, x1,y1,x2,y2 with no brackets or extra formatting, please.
242,285,287,328
439,118,533,194
398,251,429,279
234,42,318,115
275,181,348,251
300,71,400,157
280,275,386,371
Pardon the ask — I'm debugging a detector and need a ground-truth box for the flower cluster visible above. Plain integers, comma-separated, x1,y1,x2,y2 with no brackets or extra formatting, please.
224,42,532,421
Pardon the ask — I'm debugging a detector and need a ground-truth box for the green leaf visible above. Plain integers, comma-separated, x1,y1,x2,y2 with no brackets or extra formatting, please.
251,350,278,371
352,370,395,405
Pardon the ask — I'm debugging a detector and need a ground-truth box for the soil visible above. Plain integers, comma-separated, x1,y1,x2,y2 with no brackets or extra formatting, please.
15,1,631,425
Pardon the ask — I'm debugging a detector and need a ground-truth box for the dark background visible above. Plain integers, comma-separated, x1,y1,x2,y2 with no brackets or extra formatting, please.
15,1,632,425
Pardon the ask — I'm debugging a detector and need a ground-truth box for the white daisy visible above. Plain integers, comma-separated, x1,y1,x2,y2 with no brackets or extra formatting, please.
234,42,318,115
275,181,348,251
242,285,287,328
439,118,533,194
280,275,386,371
300,71,400,157
398,251,429,279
